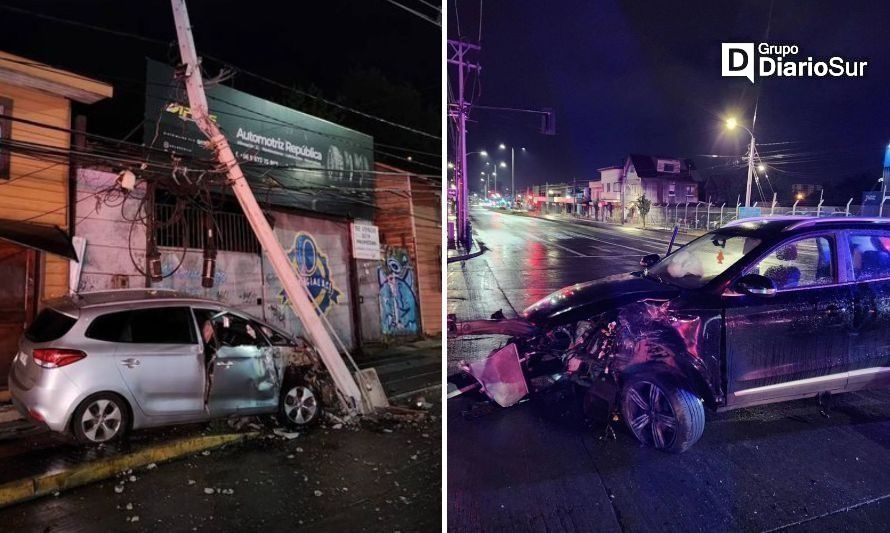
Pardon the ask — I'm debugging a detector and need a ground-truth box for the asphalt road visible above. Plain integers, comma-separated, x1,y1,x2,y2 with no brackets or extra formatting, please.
0,408,442,532
447,207,890,532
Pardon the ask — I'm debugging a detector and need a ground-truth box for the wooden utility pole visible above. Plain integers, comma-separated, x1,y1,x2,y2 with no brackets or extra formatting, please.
170,0,366,414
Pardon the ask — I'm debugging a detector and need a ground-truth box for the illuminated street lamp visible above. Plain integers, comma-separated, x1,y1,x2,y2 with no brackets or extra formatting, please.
757,164,766,172
725,117,757,207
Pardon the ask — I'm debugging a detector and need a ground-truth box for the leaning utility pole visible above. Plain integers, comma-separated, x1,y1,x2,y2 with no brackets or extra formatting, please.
447,39,480,247
170,0,366,413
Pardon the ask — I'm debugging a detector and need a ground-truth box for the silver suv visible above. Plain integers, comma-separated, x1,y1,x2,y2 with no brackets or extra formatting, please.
9,289,323,444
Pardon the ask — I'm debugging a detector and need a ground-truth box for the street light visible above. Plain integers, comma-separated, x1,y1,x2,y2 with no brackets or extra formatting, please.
499,143,518,206
499,161,507,168
757,164,766,172
725,117,757,207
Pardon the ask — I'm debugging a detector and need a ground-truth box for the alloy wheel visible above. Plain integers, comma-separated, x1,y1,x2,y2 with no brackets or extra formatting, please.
80,398,123,443
283,386,318,425
624,380,679,449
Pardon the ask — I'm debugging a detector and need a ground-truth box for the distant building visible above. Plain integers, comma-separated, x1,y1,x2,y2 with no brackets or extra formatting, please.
595,155,700,208
791,183,823,200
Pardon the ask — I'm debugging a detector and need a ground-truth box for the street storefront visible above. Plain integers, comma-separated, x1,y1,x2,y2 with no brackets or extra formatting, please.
68,62,435,356
0,52,111,386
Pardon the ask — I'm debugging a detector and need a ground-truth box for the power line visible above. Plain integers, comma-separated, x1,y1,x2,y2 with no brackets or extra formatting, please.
382,0,441,27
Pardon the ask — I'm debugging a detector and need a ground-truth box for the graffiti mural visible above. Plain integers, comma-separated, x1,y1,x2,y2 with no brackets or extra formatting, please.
378,247,419,335
281,232,341,315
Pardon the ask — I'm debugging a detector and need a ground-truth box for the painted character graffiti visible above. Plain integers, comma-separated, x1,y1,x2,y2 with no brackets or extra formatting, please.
280,232,341,315
378,248,419,335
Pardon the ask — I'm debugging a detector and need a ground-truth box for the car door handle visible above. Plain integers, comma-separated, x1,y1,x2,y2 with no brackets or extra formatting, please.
821,304,846,322
120,358,140,368
216,361,233,369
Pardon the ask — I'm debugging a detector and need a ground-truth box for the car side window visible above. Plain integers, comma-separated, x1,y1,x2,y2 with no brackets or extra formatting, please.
86,307,196,344
849,233,890,281
259,325,293,347
213,313,267,348
85,311,133,342
130,307,197,344
748,236,834,290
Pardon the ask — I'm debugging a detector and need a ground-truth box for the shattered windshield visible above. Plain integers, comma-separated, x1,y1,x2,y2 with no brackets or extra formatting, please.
648,232,762,289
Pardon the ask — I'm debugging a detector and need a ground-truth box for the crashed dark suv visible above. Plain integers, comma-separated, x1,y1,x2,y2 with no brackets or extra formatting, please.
450,217,890,452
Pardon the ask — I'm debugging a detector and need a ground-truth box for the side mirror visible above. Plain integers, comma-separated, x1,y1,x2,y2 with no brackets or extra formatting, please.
640,254,660,268
733,273,777,297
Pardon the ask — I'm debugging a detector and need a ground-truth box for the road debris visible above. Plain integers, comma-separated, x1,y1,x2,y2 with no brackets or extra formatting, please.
272,428,300,440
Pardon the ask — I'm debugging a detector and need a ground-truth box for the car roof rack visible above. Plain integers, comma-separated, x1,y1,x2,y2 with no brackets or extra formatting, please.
74,288,178,298
722,216,803,228
783,217,890,232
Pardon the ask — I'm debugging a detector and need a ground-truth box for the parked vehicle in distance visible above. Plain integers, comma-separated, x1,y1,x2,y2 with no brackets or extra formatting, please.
449,217,890,452
9,289,325,444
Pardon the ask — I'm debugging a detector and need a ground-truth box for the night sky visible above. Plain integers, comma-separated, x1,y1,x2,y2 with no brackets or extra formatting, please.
0,0,441,170
449,0,890,201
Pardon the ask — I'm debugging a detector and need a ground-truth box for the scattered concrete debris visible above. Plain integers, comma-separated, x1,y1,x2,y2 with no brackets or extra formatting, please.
314,490,323,497
187,479,196,486
114,485,124,494
272,428,300,440
125,503,133,510
204,488,215,495
146,463,157,470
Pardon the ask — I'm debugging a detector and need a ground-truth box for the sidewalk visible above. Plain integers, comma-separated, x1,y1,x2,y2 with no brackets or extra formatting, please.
359,338,441,401
447,235,486,263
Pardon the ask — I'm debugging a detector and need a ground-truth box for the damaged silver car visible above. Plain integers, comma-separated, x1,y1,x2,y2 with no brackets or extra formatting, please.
9,289,331,444
449,217,890,452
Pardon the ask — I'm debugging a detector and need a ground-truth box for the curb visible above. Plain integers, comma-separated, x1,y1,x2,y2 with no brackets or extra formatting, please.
447,240,487,263
0,432,254,508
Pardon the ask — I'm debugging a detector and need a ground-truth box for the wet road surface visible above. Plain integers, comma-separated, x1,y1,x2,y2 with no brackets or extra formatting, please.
0,407,441,532
447,207,890,532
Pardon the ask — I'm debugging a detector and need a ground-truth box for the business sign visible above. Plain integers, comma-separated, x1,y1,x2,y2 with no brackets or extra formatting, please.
143,59,374,218
351,222,381,260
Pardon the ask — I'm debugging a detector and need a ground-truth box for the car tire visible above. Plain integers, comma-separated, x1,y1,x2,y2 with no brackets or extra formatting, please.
71,392,130,445
620,373,704,453
278,378,322,430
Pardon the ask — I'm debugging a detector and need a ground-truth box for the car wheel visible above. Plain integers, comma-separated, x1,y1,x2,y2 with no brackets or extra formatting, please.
278,379,322,429
620,374,704,453
72,393,130,444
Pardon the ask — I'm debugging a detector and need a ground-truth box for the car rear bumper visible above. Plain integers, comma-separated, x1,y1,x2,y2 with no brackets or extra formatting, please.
8,365,79,433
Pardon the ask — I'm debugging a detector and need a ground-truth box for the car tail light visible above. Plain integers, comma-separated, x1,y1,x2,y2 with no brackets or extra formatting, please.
32,348,87,368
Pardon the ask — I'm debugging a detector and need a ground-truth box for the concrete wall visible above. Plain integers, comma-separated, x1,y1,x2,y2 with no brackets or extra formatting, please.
75,172,360,351
75,169,146,292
